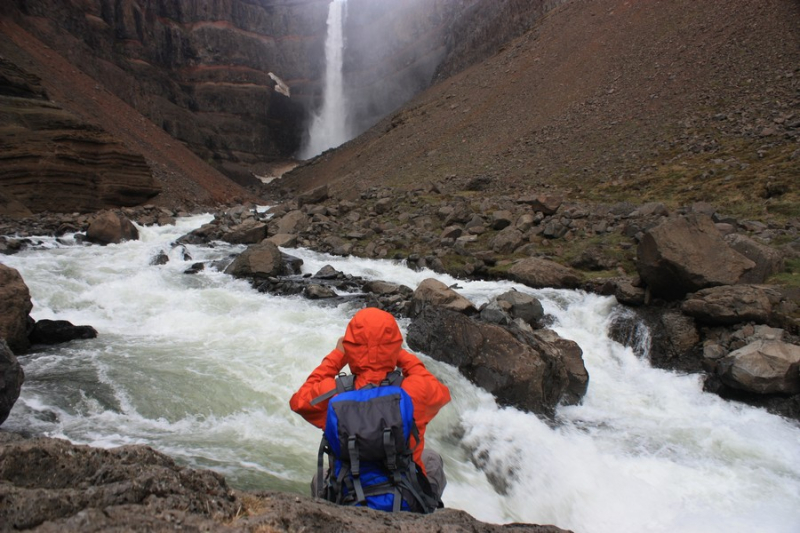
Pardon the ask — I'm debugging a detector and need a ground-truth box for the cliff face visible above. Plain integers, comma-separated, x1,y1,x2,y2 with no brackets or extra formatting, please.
5,0,328,185
2,0,555,187
0,55,161,214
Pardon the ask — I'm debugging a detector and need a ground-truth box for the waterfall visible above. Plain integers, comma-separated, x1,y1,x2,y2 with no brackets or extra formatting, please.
3,216,800,532
300,0,349,159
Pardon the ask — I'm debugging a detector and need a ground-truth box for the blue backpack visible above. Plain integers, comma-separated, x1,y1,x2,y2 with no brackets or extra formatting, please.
312,371,439,513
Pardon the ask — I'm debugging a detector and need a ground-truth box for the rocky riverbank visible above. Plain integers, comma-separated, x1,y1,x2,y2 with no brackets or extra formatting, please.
1,191,799,531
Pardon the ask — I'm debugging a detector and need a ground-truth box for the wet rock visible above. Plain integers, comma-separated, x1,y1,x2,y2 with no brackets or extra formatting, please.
407,306,586,417
496,290,544,326
225,241,288,279
508,258,581,289
410,278,477,316
0,340,24,426
85,211,139,245
150,250,170,265
0,264,33,354
636,215,755,300
184,262,205,274
716,340,800,394
304,284,338,299
29,319,97,345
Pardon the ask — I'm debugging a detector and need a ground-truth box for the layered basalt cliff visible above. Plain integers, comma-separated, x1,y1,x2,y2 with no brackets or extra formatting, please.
0,56,160,214
2,0,557,187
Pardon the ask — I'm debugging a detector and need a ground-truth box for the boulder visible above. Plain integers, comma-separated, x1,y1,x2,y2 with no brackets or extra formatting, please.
407,306,586,416
508,258,581,289
681,285,781,325
724,234,785,284
224,241,287,279
0,264,33,354
636,215,755,300
265,233,298,247
496,290,544,326
0,340,24,426
716,340,800,394
85,211,139,245
517,194,562,215
304,285,338,299
220,219,268,245
274,210,308,235
491,227,524,254
297,185,329,207
29,319,98,345
410,279,477,316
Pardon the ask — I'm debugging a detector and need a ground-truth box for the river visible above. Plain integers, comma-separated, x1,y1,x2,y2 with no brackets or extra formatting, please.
2,214,799,533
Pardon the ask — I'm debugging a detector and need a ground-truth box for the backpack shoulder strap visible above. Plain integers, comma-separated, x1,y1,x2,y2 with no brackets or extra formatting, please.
310,373,356,406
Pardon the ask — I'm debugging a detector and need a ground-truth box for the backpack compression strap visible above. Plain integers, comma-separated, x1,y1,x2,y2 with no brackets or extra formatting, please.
311,373,356,406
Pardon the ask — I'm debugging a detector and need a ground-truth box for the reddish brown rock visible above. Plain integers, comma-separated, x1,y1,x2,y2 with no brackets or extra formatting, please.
637,215,755,300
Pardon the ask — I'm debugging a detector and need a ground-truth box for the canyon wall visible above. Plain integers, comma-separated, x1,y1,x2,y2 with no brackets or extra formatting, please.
2,0,556,187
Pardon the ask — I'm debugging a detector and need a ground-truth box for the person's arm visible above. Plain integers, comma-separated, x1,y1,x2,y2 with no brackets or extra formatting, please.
397,349,451,425
289,342,346,429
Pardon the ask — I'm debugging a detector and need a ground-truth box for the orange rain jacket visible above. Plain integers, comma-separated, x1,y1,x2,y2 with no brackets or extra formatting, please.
289,307,451,474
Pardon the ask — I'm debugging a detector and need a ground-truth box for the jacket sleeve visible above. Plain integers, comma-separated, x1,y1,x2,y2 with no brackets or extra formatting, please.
289,348,346,429
397,349,451,427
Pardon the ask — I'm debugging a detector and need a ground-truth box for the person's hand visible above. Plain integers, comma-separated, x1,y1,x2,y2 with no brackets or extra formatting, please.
335,336,345,355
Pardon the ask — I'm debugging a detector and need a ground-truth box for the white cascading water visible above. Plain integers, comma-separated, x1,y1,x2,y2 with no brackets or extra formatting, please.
3,214,800,532
300,0,349,159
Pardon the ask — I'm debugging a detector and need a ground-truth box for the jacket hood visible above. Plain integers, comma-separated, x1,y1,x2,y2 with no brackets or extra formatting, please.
343,307,402,380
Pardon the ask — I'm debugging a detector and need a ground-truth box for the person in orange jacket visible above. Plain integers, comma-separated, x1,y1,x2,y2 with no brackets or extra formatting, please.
290,307,451,499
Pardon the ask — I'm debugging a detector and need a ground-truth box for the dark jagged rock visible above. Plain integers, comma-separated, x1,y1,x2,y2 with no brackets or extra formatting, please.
28,319,97,346
407,306,587,417
0,340,24,426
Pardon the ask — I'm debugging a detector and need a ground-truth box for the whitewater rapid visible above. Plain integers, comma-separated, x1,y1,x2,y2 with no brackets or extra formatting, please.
2,215,799,532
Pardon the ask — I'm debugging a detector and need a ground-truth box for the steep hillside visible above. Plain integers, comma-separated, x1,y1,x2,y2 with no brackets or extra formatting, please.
0,18,256,212
285,0,799,223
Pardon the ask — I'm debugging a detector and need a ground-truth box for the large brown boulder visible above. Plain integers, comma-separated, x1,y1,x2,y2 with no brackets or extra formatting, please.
224,241,286,279
85,211,139,245
407,306,587,417
508,258,581,289
410,278,477,316
724,233,785,284
636,215,755,300
0,264,33,354
0,340,24,426
715,340,800,395
681,285,782,326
